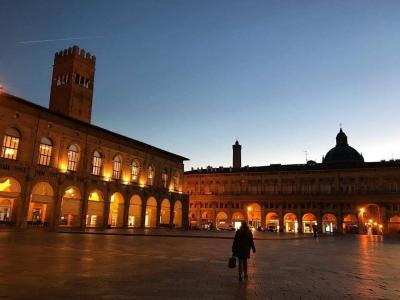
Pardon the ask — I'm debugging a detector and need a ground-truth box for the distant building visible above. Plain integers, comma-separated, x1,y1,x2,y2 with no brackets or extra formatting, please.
184,132,400,234
0,46,189,229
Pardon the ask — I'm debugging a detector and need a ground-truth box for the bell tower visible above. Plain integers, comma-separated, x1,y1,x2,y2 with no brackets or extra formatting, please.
232,140,242,169
49,45,96,123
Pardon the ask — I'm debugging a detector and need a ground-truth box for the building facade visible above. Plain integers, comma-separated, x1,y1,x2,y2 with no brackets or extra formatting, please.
0,46,189,230
185,132,400,235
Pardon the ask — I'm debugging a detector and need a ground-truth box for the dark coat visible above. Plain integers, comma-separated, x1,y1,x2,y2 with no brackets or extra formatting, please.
232,227,256,259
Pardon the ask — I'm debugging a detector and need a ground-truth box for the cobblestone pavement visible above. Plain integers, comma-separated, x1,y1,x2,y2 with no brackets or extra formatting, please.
1,231,399,300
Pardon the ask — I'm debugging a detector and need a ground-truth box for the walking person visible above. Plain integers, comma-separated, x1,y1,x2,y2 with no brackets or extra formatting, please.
232,222,256,281
312,223,318,238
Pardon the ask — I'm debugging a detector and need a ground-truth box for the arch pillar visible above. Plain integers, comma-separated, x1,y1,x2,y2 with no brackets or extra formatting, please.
19,177,32,228
80,183,89,229
122,190,130,228
381,206,388,234
261,204,266,229
297,210,303,233
51,182,63,230
317,212,323,233
140,198,146,228
169,199,174,229
102,190,111,230
156,199,161,228
337,213,343,233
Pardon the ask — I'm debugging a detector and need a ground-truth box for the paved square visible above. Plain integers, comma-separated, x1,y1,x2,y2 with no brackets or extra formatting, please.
1,231,399,299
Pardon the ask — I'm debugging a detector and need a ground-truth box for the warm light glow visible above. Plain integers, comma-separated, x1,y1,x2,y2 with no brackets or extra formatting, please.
368,219,373,223
373,222,377,226
103,176,111,182
0,179,11,192
360,208,365,213
379,224,383,229
4,148,15,156
247,207,252,212
123,181,130,185
64,188,75,198
59,162,68,173
89,192,100,201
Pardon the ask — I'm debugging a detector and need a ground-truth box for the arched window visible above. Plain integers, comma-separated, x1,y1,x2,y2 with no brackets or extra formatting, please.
162,169,168,189
147,165,154,186
112,155,122,179
1,128,21,160
92,151,103,176
131,160,139,182
67,144,79,172
38,137,53,166
173,172,180,191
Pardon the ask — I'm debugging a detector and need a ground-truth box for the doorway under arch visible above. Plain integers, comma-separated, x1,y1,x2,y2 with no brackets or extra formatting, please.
173,200,182,228
145,197,158,228
0,177,21,224
302,213,317,233
60,186,82,227
247,203,261,229
343,214,358,233
322,213,337,234
265,212,280,232
86,190,105,228
128,195,142,227
109,192,125,228
160,199,171,226
28,182,55,226
216,211,228,228
284,213,298,233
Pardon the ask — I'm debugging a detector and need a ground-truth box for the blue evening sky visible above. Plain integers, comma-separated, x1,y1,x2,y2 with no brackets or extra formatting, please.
1,0,400,170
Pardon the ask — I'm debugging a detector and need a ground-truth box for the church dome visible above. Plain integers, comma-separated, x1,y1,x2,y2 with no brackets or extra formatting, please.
323,129,364,164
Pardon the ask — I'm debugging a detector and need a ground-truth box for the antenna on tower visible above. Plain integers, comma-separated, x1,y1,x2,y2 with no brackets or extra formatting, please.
304,150,308,163
339,122,343,129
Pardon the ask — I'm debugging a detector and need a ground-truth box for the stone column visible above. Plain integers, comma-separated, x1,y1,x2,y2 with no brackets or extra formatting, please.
103,189,111,230
20,174,33,229
51,180,63,230
140,194,147,228
261,204,266,229
380,206,388,235
156,197,161,228
80,183,89,229
169,199,174,229
122,190,130,228
317,212,323,234
297,209,303,233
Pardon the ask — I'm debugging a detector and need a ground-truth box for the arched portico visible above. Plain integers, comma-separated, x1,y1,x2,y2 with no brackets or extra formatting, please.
173,200,182,228
343,214,358,233
302,213,317,233
28,182,55,226
284,213,298,233
216,211,228,228
128,195,142,228
322,213,337,233
59,186,82,227
265,212,280,232
232,212,245,229
359,204,383,235
0,177,21,224
388,215,400,234
145,197,157,228
160,199,171,226
108,192,124,228
246,203,261,229
86,190,105,228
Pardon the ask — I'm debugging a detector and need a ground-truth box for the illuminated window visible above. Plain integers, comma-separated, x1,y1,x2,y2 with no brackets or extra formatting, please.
92,151,102,176
67,144,79,172
173,172,179,191
1,128,20,160
162,169,168,188
38,137,53,166
147,165,154,186
131,160,139,182
112,155,122,179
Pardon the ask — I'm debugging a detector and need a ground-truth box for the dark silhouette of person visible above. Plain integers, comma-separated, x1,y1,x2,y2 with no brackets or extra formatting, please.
312,223,318,238
232,221,256,281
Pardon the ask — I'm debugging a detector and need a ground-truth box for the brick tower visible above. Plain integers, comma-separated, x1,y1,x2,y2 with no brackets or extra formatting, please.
49,45,96,123
232,140,242,169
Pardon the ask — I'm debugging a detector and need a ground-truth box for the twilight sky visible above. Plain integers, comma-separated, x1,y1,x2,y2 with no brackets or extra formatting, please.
1,0,400,170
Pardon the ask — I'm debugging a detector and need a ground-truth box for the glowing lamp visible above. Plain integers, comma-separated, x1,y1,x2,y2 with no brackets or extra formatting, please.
360,208,365,213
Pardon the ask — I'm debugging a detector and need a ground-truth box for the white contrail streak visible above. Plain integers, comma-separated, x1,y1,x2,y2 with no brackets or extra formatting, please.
18,35,105,44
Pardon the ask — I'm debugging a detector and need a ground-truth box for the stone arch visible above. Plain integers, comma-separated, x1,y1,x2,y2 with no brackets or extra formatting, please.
265,212,280,231
28,182,55,226
284,213,298,233
216,211,228,226
343,214,358,233
302,213,317,233
0,177,21,223
128,195,142,228
173,200,182,228
247,203,261,229
59,186,82,227
232,212,245,230
86,189,105,228
108,192,125,228
322,213,337,233
360,204,383,235
145,197,157,228
160,198,171,226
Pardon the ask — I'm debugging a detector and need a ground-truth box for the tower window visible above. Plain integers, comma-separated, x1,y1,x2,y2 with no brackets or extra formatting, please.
38,137,53,166
1,128,20,160
67,144,79,172
112,155,122,179
173,172,179,191
92,150,103,176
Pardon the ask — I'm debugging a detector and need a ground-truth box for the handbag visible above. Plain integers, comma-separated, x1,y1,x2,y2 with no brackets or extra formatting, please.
228,256,236,268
